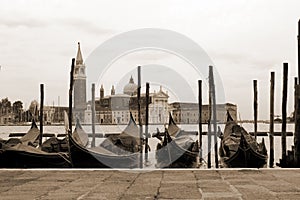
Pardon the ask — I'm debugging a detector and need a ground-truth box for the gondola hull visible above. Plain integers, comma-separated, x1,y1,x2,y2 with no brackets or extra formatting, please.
219,113,268,168
220,145,267,168
156,138,198,168
69,133,140,168
0,147,71,168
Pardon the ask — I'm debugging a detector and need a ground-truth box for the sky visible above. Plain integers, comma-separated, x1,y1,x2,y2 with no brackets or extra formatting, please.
0,0,299,120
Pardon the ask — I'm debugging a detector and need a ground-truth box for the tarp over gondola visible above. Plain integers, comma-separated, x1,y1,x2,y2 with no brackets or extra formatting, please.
69,113,140,168
0,122,71,168
154,114,199,168
219,111,268,168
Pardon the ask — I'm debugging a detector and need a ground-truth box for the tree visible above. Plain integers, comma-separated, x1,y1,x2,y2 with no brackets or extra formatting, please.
0,98,11,116
29,100,39,121
12,100,23,122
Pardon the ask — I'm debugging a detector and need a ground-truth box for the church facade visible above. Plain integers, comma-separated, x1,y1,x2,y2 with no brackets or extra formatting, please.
93,77,169,125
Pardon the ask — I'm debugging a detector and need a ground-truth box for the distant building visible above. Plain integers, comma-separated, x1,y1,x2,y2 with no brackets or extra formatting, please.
169,102,237,124
95,84,131,124
130,86,169,124
91,77,169,125
85,76,237,125
42,106,69,124
0,113,13,124
73,42,87,122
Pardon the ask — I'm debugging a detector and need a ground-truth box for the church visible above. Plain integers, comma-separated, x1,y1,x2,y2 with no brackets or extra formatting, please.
74,43,237,125
89,77,169,125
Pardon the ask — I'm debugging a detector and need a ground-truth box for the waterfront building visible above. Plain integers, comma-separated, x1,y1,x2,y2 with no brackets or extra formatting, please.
169,102,237,124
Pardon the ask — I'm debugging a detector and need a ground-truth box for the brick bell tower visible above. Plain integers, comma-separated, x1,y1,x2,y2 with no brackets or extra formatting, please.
73,42,87,122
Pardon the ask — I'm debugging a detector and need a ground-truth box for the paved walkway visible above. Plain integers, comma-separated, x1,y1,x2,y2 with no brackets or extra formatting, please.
0,169,300,199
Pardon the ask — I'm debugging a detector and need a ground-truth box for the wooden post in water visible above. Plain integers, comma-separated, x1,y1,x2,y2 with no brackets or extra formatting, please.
68,58,75,134
282,63,288,164
298,19,300,84
137,66,143,168
144,82,150,163
209,66,219,168
269,72,275,168
207,67,212,168
253,80,258,140
39,84,44,146
295,19,300,167
91,83,96,147
198,80,203,163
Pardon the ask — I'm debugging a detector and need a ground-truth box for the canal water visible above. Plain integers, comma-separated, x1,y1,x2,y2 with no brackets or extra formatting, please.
0,123,294,168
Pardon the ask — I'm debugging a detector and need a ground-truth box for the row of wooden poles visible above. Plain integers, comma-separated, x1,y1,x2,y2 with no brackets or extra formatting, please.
39,57,289,169
36,61,291,169
37,58,220,168
253,63,289,168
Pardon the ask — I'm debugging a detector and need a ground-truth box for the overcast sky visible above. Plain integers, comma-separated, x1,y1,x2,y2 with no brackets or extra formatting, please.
0,0,299,120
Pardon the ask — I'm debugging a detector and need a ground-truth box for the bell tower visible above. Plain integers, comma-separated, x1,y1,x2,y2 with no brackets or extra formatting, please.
73,42,87,122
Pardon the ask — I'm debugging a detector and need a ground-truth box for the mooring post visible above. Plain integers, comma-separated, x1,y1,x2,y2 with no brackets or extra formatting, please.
198,80,203,163
295,85,300,167
144,82,150,163
68,58,75,135
298,19,300,84
209,66,219,168
269,72,275,168
39,84,44,146
207,66,213,168
91,83,96,147
281,63,288,165
137,66,143,168
295,19,300,167
253,80,258,140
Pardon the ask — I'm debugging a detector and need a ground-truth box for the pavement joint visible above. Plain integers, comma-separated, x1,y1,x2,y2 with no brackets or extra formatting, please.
154,171,164,199
119,173,140,200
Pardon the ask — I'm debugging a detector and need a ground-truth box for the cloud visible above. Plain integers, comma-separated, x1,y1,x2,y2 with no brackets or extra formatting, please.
58,18,116,35
0,16,48,28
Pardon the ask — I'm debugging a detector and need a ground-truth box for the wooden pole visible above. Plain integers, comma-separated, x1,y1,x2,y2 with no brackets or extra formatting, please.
298,19,300,84
269,72,275,168
207,67,212,168
91,83,96,147
68,58,75,135
144,82,149,163
137,66,143,168
198,80,203,162
295,19,300,167
209,66,219,168
253,80,258,140
282,63,288,164
39,84,44,146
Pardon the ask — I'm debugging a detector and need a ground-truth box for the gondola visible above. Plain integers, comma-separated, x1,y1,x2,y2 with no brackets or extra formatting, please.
68,113,140,168
0,121,71,168
154,114,199,168
219,111,268,168
0,120,40,148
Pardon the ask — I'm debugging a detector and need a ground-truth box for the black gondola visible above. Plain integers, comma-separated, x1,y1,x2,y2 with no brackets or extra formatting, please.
154,114,199,168
0,121,71,168
69,113,140,168
219,111,268,168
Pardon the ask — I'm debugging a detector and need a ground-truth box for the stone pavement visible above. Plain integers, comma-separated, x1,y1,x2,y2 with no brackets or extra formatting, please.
0,169,300,199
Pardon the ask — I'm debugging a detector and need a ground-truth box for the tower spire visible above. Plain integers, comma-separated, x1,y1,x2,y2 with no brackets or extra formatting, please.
76,42,83,65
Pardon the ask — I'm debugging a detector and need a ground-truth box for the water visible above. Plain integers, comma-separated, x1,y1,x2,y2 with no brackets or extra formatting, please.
0,123,294,168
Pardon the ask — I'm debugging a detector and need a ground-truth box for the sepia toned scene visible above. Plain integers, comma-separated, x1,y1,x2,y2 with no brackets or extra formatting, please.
1,1,300,199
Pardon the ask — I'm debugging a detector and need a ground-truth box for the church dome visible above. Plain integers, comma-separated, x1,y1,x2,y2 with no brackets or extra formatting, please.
123,76,137,96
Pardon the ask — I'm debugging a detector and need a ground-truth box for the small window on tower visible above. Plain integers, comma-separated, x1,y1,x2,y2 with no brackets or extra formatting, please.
81,68,85,74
